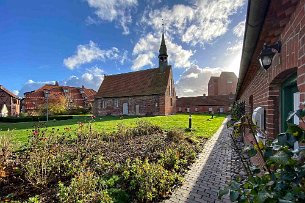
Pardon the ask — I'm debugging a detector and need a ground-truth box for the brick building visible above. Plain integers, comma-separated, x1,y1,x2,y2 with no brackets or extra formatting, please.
208,77,219,96
236,0,305,138
23,83,96,114
94,33,176,116
208,72,238,96
176,94,235,114
0,85,20,117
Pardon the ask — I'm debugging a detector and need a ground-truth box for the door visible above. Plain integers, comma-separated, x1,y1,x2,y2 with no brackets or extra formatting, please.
123,103,128,115
220,107,224,113
135,105,140,115
293,92,300,125
281,74,298,131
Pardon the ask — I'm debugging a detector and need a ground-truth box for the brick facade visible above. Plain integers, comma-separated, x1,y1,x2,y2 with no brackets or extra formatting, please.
218,72,238,95
176,94,235,114
23,83,96,114
208,77,219,96
208,72,237,96
237,0,305,138
0,85,20,117
94,67,176,116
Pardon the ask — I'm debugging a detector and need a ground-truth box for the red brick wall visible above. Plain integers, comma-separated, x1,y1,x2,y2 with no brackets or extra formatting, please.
164,68,177,115
0,89,20,116
238,0,305,138
177,105,230,114
218,73,238,95
94,95,162,116
208,77,219,96
93,68,177,116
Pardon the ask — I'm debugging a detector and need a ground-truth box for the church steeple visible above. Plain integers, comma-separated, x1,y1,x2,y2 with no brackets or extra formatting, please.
158,22,168,72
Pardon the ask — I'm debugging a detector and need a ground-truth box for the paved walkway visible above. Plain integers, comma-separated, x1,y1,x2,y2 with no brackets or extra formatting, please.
164,118,243,203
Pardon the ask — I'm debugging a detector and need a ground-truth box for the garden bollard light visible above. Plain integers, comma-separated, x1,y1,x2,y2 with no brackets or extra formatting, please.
189,114,192,129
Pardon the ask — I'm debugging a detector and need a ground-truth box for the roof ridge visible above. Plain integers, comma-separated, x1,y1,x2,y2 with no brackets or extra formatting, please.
105,66,171,77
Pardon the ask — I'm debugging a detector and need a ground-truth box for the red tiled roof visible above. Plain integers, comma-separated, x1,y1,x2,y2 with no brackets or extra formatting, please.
0,85,19,99
177,94,235,106
96,66,171,98
24,84,96,110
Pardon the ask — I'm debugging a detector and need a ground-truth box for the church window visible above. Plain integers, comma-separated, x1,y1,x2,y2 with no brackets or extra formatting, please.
102,100,106,109
114,99,119,107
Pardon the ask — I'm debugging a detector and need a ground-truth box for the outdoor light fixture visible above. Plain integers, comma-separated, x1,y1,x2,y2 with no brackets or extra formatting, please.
259,41,281,70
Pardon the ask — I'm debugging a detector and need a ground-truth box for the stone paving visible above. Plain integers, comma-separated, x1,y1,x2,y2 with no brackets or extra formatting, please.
164,118,243,203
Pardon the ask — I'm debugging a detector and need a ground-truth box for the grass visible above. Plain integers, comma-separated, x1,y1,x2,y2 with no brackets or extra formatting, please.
0,114,226,147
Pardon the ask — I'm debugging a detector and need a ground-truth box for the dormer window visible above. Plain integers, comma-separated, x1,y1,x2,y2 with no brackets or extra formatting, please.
80,89,84,94
64,89,69,93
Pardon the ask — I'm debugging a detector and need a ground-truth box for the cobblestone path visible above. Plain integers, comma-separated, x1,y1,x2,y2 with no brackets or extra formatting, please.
164,118,243,203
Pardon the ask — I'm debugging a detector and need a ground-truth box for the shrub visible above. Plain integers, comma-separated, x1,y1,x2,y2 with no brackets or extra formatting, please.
220,109,305,202
0,133,14,180
57,170,113,203
122,158,181,201
159,143,197,173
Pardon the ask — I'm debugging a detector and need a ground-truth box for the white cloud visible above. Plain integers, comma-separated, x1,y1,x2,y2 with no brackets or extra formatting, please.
12,90,19,96
175,65,224,97
63,41,126,69
227,41,243,53
18,80,56,97
18,67,105,97
131,33,193,70
64,67,104,90
185,72,198,78
86,0,138,34
233,20,245,38
141,0,245,46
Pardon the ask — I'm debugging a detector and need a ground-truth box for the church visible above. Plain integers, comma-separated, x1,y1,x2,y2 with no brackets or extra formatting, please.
93,33,176,116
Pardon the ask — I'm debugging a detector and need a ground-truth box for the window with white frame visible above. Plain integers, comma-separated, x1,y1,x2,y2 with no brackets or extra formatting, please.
114,99,119,107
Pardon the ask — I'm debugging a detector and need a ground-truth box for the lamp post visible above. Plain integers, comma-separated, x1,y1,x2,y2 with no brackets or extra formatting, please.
44,90,50,122
189,114,192,129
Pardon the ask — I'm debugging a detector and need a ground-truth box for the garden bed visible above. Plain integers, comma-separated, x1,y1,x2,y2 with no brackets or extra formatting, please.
0,121,207,202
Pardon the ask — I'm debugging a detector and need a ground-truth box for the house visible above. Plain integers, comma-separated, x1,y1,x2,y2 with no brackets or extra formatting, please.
236,0,304,138
94,33,176,116
23,82,96,114
0,85,20,117
208,72,238,96
176,94,235,114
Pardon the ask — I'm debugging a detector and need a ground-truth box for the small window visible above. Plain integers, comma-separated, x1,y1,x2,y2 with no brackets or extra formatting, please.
209,107,213,112
102,100,106,109
114,99,119,107
170,98,173,106
227,80,233,84
64,89,69,93
155,103,158,107
178,107,182,112
169,79,172,96
187,108,190,113
195,107,198,112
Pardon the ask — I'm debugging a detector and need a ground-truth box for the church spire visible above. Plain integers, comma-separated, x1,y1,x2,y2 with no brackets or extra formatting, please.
158,20,168,72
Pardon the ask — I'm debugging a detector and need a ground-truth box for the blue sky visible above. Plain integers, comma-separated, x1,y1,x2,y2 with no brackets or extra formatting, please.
0,0,247,97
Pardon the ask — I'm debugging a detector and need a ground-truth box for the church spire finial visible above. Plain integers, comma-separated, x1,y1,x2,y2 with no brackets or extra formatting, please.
159,19,168,72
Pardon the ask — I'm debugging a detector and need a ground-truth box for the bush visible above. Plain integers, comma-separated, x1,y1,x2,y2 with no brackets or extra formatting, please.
57,170,113,203
0,133,13,179
0,115,73,123
122,158,181,202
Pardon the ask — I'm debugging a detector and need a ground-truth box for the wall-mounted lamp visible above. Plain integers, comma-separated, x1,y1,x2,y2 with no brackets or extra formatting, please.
259,41,281,70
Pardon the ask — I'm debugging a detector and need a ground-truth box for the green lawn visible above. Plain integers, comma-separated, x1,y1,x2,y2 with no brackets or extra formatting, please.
0,114,226,147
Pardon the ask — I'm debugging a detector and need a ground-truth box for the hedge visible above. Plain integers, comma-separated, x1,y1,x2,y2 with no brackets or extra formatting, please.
0,116,73,123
